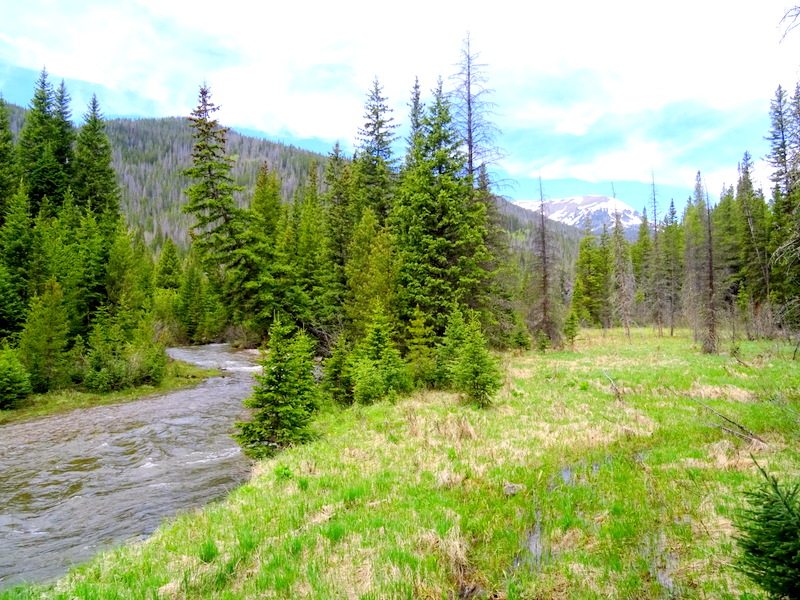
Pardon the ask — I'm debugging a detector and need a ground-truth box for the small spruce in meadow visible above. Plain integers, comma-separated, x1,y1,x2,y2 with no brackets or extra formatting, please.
563,310,579,349
236,318,318,458
735,461,800,599
348,308,411,403
450,315,503,407
433,308,469,388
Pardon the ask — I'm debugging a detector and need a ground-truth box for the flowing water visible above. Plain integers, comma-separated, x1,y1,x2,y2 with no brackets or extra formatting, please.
0,344,259,589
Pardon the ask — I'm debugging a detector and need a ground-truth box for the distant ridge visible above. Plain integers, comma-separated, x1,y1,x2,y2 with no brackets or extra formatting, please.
512,195,642,236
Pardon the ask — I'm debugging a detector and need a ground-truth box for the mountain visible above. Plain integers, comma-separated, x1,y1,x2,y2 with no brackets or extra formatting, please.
512,195,643,237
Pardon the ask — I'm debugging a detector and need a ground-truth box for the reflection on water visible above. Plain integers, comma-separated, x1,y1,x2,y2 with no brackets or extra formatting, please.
0,345,258,589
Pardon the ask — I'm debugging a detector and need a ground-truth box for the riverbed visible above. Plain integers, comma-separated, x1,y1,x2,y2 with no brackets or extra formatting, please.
0,345,258,589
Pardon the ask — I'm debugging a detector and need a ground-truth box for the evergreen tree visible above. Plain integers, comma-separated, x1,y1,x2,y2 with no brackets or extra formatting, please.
154,237,183,289
648,175,665,334
353,77,398,223
392,79,492,334
660,200,684,336
235,318,318,457
572,231,602,325
73,95,120,220
712,185,741,324
0,186,34,330
563,310,579,349
735,463,800,599
348,308,411,403
51,80,75,186
0,262,25,338
610,210,636,338
176,255,207,343
0,346,32,410
735,153,771,311
527,177,562,345
405,305,437,386
344,208,398,341
294,164,337,332
18,279,70,392
0,96,17,223
450,315,502,407
630,206,652,320
322,334,353,405
766,85,794,198
17,68,64,213
323,142,355,302
182,85,244,269
434,308,469,388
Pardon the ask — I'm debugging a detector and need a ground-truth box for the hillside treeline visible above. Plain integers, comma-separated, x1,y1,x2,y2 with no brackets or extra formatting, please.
106,117,323,247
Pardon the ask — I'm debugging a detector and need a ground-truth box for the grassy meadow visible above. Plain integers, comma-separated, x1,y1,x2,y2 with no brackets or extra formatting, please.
3,328,799,599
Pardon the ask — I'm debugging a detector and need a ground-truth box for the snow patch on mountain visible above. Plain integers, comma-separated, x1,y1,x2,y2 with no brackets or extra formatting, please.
512,195,643,233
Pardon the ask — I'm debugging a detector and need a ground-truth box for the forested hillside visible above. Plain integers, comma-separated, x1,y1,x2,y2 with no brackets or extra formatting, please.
106,117,324,246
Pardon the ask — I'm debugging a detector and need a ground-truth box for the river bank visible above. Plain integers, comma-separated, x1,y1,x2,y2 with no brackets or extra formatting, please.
0,357,218,427
3,330,797,598
0,345,259,589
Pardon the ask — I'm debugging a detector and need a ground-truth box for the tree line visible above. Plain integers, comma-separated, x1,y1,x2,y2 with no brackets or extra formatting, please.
568,83,800,353
0,69,168,408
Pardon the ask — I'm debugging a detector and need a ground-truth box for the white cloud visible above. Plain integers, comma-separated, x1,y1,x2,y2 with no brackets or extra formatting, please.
2,0,798,194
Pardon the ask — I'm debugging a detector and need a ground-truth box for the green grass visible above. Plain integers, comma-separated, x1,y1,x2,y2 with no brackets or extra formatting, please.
2,328,799,599
0,358,218,425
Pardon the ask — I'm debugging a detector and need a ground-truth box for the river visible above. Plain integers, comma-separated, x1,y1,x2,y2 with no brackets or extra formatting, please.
0,344,258,590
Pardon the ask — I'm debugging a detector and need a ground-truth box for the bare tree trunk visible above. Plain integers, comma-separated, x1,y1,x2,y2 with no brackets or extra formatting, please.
703,200,717,353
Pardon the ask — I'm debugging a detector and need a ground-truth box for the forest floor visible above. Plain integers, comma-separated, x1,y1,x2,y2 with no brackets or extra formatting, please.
3,328,799,599
0,359,218,426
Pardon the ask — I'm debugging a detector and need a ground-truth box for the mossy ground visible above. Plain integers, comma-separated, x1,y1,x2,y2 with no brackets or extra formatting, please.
3,329,798,599
0,359,218,425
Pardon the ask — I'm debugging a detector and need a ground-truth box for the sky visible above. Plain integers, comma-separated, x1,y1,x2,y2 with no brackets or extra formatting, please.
2,0,800,215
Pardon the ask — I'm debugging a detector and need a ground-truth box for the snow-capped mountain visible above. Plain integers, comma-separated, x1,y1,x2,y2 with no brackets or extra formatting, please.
513,195,643,235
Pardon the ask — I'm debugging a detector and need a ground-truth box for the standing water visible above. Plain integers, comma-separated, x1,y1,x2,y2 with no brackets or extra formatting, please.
0,344,259,589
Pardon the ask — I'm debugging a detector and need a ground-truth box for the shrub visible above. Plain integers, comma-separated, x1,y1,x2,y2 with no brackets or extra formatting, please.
735,461,800,599
0,347,32,410
84,311,167,392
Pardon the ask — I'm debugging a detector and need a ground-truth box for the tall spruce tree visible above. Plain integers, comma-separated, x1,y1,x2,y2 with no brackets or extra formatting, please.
323,142,355,304
73,95,120,221
392,79,492,334
18,279,70,392
17,68,66,213
766,85,794,198
354,78,398,223
0,186,34,330
182,84,244,269
51,80,75,186
660,200,684,336
735,153,771,308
